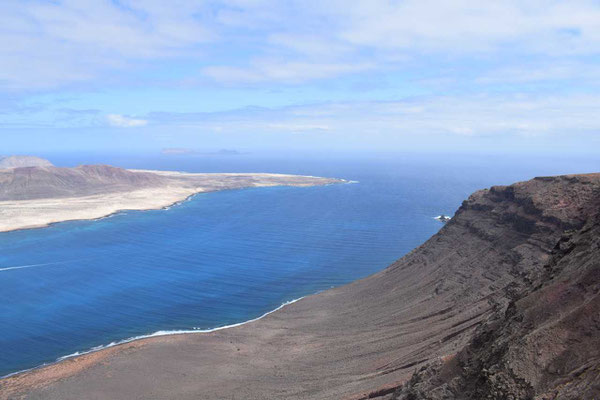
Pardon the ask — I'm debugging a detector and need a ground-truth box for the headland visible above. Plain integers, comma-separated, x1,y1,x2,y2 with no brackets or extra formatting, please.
0,158,342,233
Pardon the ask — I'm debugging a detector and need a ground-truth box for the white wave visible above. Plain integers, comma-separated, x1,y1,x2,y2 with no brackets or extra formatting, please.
0,262,60,272
0,259,85,273
163,193,199,211
1,296,304,378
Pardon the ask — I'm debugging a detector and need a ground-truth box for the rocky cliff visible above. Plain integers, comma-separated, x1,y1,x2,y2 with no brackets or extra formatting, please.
391,174,600,400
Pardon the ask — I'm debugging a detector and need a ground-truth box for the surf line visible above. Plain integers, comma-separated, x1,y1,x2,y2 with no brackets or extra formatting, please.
1,296,306,379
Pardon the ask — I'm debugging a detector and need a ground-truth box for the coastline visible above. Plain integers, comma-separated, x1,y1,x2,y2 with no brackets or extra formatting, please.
0,187,204,234
0,169,345,385
0,170,342,233
1,170,364,398
0,296,305,381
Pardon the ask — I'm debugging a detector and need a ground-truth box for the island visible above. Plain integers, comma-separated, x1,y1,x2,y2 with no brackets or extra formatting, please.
2,172,598,400
0,156,342,233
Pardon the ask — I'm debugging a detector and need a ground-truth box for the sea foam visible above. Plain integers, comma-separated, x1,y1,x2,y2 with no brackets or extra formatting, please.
1,297,304,379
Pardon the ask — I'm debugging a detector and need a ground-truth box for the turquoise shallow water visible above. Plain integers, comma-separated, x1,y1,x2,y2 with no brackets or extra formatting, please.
1,154,598,377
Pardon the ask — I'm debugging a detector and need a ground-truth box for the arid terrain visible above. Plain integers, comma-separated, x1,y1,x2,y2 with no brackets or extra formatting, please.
1,173,599,400
0,156,53,169
0,157,341,232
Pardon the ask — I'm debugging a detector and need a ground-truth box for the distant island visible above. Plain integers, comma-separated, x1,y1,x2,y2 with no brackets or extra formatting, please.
0,155,342,232
161,148,244,156
2,172,599,399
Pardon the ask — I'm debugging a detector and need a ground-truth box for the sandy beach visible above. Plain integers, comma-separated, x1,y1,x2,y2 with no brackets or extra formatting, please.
0,170,340,233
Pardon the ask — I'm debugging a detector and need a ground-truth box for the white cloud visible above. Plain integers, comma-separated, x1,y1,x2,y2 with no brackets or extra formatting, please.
143,93,600,139
267,33,353,59
197,1,600,84
266,123,332,132
3,1,600,89
6,92,597,152
328,0,600,55
477,62,600,84
106,114,148,127
203,60,373,84
10,93,598,139
0,0,213,90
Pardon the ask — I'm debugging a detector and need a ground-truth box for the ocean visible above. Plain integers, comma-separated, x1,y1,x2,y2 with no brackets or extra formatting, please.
1,152,597,377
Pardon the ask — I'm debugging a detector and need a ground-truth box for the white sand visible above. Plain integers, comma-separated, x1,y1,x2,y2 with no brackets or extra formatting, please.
0,171,339,233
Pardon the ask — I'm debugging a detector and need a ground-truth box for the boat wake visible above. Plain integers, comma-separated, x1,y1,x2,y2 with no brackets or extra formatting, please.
0,260,80,273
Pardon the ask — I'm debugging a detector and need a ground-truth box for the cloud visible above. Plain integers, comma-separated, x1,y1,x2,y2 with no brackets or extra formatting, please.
4,92,599,141
106,114,148,127
199,0,600,85
477,61,600,84
203,61,373,84
141,93,600,140
328,0,600,55
0,0,213,90
3,93,598,153
3,1,600,90
266,123,332,132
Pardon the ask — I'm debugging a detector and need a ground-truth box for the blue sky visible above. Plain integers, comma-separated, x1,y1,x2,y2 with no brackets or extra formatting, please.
1,0,600,154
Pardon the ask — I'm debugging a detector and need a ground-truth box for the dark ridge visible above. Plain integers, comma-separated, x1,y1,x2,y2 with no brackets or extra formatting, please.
392,174,600,400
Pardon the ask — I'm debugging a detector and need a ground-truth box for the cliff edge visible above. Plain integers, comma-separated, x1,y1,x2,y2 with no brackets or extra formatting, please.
393,174,600,399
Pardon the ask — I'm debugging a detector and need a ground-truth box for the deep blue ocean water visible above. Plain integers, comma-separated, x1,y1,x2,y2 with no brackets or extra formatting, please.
1,153,598,377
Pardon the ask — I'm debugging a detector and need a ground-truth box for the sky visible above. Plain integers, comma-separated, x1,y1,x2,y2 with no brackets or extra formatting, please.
1,0,600,155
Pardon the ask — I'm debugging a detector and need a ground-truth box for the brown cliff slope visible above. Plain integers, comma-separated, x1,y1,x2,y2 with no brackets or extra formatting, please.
1,173,599,400
393,175,600,400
